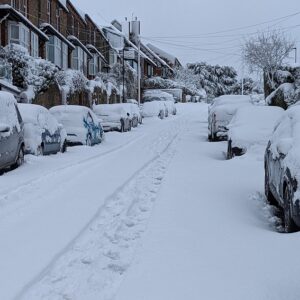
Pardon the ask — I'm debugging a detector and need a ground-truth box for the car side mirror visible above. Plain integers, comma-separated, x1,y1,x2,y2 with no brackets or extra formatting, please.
0,124,10,133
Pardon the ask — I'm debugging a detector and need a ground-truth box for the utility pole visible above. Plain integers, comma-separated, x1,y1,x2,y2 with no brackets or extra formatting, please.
137,35,141,106
241,55,244,96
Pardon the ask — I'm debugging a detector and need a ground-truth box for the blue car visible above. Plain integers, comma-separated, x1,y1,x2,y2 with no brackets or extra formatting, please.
50,105,104,146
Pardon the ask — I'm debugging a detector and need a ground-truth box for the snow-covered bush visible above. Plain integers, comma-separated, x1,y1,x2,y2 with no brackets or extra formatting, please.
56,69,88,97
0,44,58,101
187,62,238,99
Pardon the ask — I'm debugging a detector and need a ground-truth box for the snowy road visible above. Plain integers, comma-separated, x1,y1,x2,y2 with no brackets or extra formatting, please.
2,104,300,300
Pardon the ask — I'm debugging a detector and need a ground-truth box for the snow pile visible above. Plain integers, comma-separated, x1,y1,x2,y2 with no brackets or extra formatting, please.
228,106,284,150
0,91,20,134
266,83,296,109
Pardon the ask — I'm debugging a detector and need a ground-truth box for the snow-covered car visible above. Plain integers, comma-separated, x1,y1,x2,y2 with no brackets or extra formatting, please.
264,105,300,233
0,92,25,171
93,104,131,132
143,90,175,103
18,104,67,155
164,100,177,116
115,103,141,128
208,95,252,141
142,101,165,119
227,106,284,159
50,105,104,146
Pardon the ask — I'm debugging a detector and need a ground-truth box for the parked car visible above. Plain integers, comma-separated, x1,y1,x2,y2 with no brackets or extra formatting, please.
118,103,140,128
50,105,104,146
265,105,300,232
93,104,131,132
208,95,252,141
143,90,175,103
164,100,177,116
128,103,143,125
18,104,67,155
227,106,284,159
0,92,25,171
142,101,165,119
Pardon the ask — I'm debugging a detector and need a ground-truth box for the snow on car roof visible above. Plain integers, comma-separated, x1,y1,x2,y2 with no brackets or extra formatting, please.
0,92,19,130
211,95,252,108
228,106,284,149
50,105,91,114
18,103,48,122
93,104,128,116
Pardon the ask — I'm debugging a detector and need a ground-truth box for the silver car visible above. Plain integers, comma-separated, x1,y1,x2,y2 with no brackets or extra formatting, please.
0,92,25,172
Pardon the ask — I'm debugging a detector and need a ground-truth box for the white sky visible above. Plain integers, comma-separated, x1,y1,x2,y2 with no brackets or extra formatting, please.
73,0,300,75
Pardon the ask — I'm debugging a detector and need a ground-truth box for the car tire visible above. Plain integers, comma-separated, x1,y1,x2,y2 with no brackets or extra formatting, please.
283,186,298,233
37,144,44,156
13,146,24,169
227,141,232,159
86,135,92,146
61,140,67,153
264,164,277,206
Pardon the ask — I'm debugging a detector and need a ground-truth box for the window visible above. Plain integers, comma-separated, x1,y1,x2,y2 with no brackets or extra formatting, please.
31,32,39,58
23,0,27,17
109,50,117,65
147,65,153,77
47,0,51,23
46,36,68,69
56,7,60,30
89,54,99,76
62,43,68,70
72,46,88,75
8,22,30,51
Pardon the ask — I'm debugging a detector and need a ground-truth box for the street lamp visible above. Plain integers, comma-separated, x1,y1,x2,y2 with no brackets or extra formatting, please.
293,47,297,64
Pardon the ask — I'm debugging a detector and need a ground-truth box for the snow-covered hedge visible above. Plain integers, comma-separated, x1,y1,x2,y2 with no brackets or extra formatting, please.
0,44,58,102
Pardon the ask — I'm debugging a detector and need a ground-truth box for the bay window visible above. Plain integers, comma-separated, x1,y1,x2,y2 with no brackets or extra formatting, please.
73,46,88,75
89,54,99,76
8,21,30,51
31,32,39,58
47,36,68,69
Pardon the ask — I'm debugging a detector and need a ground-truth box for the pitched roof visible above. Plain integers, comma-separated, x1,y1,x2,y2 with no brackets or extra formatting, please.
147,43,181,67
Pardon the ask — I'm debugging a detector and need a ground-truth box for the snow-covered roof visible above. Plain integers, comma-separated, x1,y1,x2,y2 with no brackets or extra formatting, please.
147,43,178,66
141,42,172,71
58,0,68,12
40,23,75,49
86,44,106,62
67,0,87,24
0,5,49,41
67,35,92,58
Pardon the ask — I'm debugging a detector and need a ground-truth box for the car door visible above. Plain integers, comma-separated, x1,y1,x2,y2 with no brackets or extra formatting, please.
0,126,11,167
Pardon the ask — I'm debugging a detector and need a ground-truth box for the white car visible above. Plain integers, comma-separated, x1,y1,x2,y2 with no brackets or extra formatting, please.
143,90,175,103
93,104,131,132
208,95,252,141
19,104,67,155
227,106,284,159
117,103,142,128
50,105,104,146
142,101,165,119
164,100,177,116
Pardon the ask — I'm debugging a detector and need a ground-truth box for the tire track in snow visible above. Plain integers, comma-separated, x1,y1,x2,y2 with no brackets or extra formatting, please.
17,122,183,300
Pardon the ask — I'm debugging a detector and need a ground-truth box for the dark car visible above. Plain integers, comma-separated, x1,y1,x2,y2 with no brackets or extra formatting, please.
265,105,300,233
0,92,25,172
18,104,67,155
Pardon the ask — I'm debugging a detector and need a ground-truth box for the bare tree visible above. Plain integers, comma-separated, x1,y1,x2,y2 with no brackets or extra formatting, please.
243,30,295,89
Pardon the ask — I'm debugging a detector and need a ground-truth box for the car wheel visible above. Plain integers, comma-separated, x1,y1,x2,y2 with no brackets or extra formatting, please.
283,186,298,233
86,135,92,146
227,141,233,159
61,140,67,153
37,144,44,156
15,146,24,168
264,164,277,206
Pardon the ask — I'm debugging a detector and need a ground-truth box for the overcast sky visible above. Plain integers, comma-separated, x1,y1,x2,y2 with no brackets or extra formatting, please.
73,0,300,75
